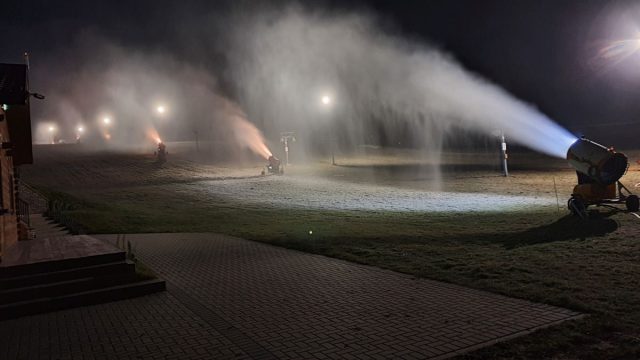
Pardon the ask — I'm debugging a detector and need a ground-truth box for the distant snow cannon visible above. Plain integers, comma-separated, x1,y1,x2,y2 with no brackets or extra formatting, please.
156,142,167,164
567,137,638,217
262,155,283,176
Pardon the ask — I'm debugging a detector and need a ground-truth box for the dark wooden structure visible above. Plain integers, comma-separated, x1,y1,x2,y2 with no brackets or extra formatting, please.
0,63,33,261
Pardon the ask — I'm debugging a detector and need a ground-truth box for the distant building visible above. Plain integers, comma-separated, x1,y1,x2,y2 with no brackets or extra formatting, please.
0,63,34,263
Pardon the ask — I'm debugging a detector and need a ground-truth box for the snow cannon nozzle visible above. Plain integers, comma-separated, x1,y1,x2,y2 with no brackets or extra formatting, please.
566,137,627,185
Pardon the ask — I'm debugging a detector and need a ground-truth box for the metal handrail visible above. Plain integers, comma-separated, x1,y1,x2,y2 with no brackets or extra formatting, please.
18,182,48,213
17,198,30,227
45,199,85,235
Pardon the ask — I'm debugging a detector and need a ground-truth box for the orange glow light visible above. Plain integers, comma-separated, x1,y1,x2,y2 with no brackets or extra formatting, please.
146,127,162,144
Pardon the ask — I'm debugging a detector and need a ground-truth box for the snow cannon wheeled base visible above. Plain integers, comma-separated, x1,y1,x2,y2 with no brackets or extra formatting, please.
261,156,284,176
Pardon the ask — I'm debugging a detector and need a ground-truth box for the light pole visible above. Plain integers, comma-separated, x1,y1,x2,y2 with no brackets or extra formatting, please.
102,116,112,141
321,95,336,165
500,130,508,177
280,132,296,165
194,129,199,153
48,125,56,144
154,105,168,156
76,126,84,142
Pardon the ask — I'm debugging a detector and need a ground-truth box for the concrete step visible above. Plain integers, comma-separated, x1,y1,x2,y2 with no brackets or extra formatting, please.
30,223,65,230
0,261,136,290
31,229,69,235
0,251,126,279
29,215,56,223
1,277,94,304
0,272,138,304
33,231,71,238
0,279,166,320
28,214,71,238
29,215,59,225
1,213,166,319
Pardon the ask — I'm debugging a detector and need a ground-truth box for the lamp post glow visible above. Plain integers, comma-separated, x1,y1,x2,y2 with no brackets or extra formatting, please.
100,116,112,141
154,105,167,151
321,95,336,165
76,126,84,142
48,125,56,144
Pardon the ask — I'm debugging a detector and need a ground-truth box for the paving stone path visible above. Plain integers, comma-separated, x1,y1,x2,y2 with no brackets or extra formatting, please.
1,233,582,359
0,289,249,359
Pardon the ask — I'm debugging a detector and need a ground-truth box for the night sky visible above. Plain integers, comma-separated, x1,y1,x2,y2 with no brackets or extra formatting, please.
2,0,640,146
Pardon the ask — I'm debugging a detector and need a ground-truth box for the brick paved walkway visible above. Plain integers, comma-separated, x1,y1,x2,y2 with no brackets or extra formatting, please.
1,233,582,359
0,290,249,359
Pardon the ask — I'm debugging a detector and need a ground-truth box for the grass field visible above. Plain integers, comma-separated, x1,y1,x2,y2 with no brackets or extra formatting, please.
22,144,640,359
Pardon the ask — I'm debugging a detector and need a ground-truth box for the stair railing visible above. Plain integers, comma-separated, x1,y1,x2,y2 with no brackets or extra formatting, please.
17,198,30,227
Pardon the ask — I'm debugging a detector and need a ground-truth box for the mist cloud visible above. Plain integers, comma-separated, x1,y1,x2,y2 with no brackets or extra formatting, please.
31,3,576,163
226,7,576,158
32,37,272,160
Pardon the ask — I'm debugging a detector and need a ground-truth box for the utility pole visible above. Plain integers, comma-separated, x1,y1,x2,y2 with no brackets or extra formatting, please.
194,129,199,153
501,130,509,177
320,94,336,166
280,132,296,166
331,136,336,165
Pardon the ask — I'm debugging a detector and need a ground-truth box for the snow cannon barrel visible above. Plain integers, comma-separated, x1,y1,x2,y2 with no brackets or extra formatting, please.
566,137,628,185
